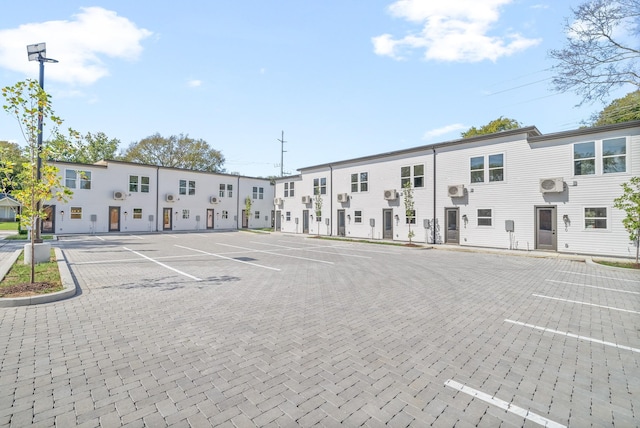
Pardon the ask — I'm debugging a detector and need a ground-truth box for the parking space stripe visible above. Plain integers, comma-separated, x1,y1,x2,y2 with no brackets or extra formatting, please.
505,319,640,354
123,247,202,281
216,243,334,264
175,245,281,271
558,271,640,283
546,279,640,295
532,294,640,314
250,241,371,259
444,379,566,428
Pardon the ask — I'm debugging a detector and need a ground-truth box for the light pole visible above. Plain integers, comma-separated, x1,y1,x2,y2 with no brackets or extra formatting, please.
27,42,58,242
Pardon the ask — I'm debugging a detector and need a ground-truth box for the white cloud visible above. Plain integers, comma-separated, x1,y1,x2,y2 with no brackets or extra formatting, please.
0,7,152,85
372,0,541,62
422,123,467,140
187,79,202,88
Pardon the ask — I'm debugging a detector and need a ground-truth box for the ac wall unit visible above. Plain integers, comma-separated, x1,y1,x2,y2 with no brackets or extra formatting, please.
539,178,564,193
383,189,397,200
301,195,311,204
447,185,465,198
274,197,283,206
210,196,219,204
113,191,126,200
166,193,176,202
337,193,348,203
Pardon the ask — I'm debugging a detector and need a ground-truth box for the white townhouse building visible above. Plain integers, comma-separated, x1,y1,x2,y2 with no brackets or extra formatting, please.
274,120,640,259
42,159,274,235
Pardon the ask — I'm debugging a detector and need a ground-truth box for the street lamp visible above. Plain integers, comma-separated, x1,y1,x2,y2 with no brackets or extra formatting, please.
27,42,58,242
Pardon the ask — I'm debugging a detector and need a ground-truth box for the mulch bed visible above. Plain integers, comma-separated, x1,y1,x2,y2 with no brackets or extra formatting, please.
0,282,60,298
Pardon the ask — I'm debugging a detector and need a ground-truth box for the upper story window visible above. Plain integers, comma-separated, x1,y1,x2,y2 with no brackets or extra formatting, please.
219,184,225,197
253,187,264,199
470,155,503,183
401,165,424,188
351,172,368,192
573,137,627,176
129,175,149,193
284,182,295,197
574,142,596,175
603,137,626,173
313,177,327,195
227,184,233,197
65,170,91,189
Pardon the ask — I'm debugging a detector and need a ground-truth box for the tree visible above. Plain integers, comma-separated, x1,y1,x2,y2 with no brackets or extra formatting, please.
549,0,640,105
2,80,74,282
589,90,640,125
122,133,225,172
49,131,121,164
244,196,252,227
0,141,26,192
314,193,323,236
461,117,522,138
403,180,415,244
613,176,640,264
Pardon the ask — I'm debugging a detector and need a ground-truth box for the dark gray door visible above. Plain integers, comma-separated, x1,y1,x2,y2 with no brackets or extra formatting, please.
303,210,309,234
383,209,393,239
536,206,557,250
445,208,459,244
275,210,281,231
337,209,346,236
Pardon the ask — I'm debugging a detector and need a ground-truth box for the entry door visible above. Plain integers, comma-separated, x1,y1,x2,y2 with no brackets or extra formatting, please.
536,206,557,250
303,210,309,233
109,206,120,232
275,210,281,231
383,209,393,239
163,207,172,231
42,205,55,233
206,209,214,229
445,208,459,244
337,209,346,236
242,210,248,228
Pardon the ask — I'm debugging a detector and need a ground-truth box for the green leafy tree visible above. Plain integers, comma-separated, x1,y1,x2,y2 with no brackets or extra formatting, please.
2,80,74,282
49,131,120,163
461,117,522,138
0,141,26,192
613,176,640,264
549,0,640,105
123,133,225,172
244,196,252,227
314,193,323,236
403,180,415,244
590,90,640,126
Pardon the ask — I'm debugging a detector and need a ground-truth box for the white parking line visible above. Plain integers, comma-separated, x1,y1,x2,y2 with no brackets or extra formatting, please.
444,379,566,428
532,294,640,314
546,279,640,295
505,319,640,354
216,243,334,265
250,241,371,259
175,245,281,271
123,247,202,281
558,271,640,283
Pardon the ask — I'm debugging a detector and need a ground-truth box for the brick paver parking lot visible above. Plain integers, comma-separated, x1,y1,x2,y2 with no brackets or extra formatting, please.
0,231,638,427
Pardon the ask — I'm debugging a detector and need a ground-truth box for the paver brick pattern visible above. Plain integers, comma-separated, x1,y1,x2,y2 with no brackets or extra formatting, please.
0,232,638,427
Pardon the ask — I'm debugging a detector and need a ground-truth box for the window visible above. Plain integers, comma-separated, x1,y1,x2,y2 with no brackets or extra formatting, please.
477,209,492,226
354,210,362,223
603,137,626,173
179,180,195,195
351,172,369,192
255,211,260,219
222,210,229,219
488,154,504,182
182,209,190,219
574,142,596,175
585,207,607,229
133,208,142,219
401,165,424,188
179,180,187,195
227,184,233,197
65,170,77,188
313,177,327,195
141,176,150,193
70,207,82,220
286,211,291,221
129,176,139,192
470,157,484,183
253,187,264,199
219,184,225,197
189,181,195,195
284,182,295,197
79,171,92,189
405,210,416,224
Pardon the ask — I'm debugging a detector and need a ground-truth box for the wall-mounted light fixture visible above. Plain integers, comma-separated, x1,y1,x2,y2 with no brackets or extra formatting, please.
563,214,570,231
60,210,64,221
462,214,468,227
124,211,128,220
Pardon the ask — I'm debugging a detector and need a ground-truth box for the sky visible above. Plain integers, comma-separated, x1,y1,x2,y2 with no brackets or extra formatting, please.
0,0,634,178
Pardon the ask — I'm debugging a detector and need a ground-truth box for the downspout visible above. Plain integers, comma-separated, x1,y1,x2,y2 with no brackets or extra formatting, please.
156,166,160,232
237,175,241,230
432,148,436,245
329,165,333,236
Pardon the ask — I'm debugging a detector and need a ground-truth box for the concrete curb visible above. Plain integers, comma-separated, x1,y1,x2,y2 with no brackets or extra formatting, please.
0,247,77,307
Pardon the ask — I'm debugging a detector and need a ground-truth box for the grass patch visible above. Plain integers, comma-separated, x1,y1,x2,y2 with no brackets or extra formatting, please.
311,235,424,247
3,234,53,241
0,250,62,297
594,260,640,269
0,222,19,231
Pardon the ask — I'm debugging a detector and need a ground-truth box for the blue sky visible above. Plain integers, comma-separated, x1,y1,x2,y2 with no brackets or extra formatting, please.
0,1,633,177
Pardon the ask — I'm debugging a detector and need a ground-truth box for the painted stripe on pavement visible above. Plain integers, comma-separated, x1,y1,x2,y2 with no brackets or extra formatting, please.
123,247,202,281
532,293,640,314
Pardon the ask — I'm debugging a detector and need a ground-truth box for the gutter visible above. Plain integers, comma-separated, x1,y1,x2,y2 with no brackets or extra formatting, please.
432,148,437,245
156,166,160,232
329,165,333,236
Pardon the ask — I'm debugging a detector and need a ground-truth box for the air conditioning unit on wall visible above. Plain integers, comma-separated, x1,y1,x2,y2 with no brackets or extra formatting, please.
301,195,311,204
210,196,219,204
447,185,465,197
113,191,126,200
539,178,564,193
166,193,176,202
337,193,348,203
274,197,283,206
383,189,397,200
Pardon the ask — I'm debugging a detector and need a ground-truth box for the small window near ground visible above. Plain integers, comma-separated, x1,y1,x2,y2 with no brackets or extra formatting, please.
406,210,416,224
70,207,82,220
354,210,362,223
585,207,607,229
222,210,229,219
477,209,492,226
182,209,189,219
286,211,291,221
133,208,142,219
255,211,260,219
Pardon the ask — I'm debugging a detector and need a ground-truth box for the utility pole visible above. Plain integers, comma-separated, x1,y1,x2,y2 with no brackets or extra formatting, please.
277,131,287,177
